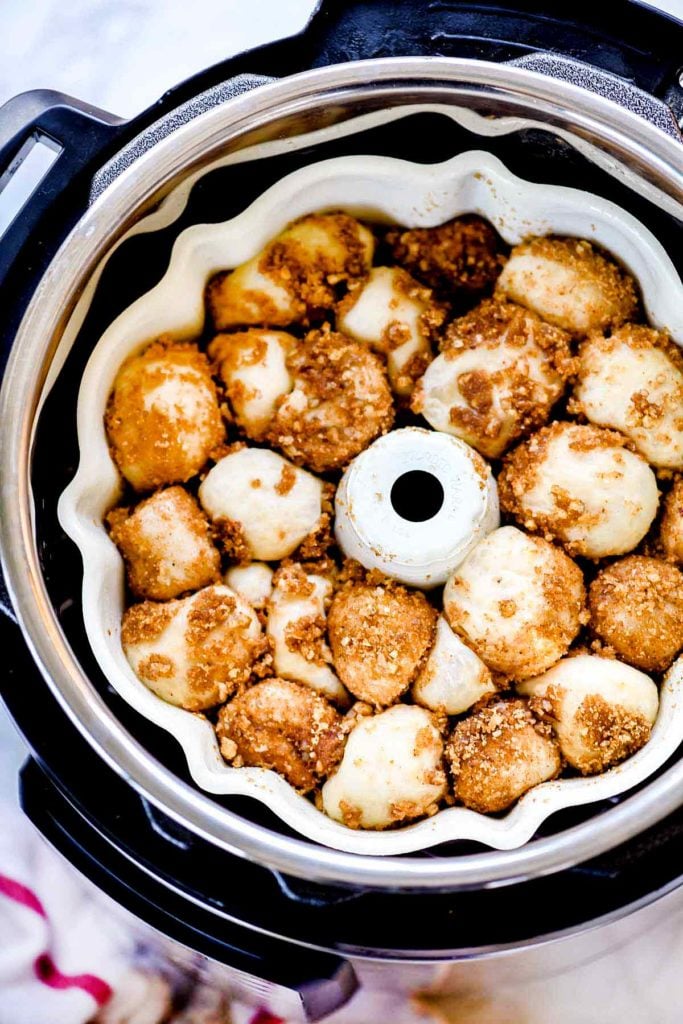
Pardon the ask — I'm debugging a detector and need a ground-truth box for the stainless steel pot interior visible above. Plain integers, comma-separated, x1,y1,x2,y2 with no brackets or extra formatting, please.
2,58,683,891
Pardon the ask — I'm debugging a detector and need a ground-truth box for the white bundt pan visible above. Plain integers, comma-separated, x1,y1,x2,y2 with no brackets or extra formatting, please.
59,149,683,856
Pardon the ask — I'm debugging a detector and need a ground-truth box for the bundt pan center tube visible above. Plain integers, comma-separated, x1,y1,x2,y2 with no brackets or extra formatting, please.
1,0,683,887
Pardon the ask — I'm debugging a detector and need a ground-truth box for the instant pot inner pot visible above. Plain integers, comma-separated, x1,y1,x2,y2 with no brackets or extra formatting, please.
33,107,683,860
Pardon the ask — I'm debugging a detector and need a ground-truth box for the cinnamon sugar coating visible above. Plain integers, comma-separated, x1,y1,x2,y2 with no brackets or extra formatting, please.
496,236,638,336
265,329,394,472
216,678,344,793
206,212,374,329
659,476,683,563
105,337,225,492
386,215,504,299
413,298,573,458
588,555,683,672
122,584,268,711
328,575,437,706
107,486,220,600
498,422,659,559
447,698,561,813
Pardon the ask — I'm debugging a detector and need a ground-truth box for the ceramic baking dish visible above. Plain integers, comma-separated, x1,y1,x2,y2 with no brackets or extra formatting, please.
58,149,683,855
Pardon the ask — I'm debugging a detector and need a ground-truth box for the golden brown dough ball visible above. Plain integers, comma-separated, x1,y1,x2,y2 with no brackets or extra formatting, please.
106,337,224,492
264,329,394,473
496,236,637,335
413,299,572,458
206,213,374,329
108,486,220,600
588,556,683,672
386,215,503,299
660,477,683,564
498,422,659,559
121,584,266,711
321,704,447,829
447,698,561,814
327,576,437,706
519,654,658,774
443,526,585,681
571,324,683,470
216,678,344,793
209,329,295,438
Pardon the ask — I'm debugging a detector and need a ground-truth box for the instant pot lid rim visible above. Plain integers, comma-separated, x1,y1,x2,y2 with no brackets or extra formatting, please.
2,56,683,891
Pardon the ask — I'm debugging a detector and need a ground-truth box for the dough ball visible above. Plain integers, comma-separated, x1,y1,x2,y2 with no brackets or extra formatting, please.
443,526,585,681
413,298,572,458
121,584,264,710
107,486,220,600
198,447,323,561
498,422,659,559
519,654,658,774
447,697,561,814
267,563,348,704
321,704,446,829
209,329,294,438
412,616,497,715
216,678,343,793
106,338,224,491
496,236,637,335
337,266,445,395
660,477,683,563
206,212,374,329
588,556,683,672
386,216,503,299
265,329,394,472
328,577,437,706
224,562,274,609
571,324,683,470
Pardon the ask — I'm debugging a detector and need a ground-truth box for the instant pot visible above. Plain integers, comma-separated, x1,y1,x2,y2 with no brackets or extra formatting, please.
2,2,683,1020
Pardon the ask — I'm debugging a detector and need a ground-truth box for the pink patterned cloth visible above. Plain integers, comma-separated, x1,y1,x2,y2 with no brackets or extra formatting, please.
0,801,136,1024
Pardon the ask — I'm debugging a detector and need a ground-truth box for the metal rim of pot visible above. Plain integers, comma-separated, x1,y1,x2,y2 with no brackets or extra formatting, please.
2,56,683,891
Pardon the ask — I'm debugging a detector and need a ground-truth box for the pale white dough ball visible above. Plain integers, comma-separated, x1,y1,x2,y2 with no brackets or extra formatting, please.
321,705,446,829
496,236,637,335
337,266,444,395
224,562,274,609
443,526,586,681
207,213,374,329
121,584,263,711
412,616,496,715
572,324,683,470
199,447,323,561
519,654,658,774
414,299,571,457
209,329,294,437
267,564,348,704
499,422,659,559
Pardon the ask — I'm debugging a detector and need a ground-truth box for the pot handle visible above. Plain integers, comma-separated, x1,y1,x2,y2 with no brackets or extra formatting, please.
0,90,123,299
0,93,122,624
